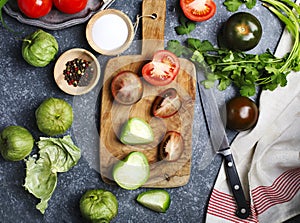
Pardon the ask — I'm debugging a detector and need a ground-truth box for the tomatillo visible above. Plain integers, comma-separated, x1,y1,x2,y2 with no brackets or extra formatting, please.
218,12,262,51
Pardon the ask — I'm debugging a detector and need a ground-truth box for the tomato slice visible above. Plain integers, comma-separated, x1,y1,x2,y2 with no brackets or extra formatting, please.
158,131,184,162
180,0,216,22
152,88,182,118
142,50,180,86
111,71,143,105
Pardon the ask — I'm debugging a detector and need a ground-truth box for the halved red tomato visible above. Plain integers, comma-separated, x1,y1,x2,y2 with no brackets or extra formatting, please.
111,71,143,105
180,0,216,22
142,50,180,86
158,131,184,162
152,88,182,118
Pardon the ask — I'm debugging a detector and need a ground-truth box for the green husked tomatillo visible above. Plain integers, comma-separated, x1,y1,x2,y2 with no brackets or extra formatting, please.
24,135,81,214
80,189,118,223
218,12,262,51
0,125,34,161
35,97,73,136
22,29,58,67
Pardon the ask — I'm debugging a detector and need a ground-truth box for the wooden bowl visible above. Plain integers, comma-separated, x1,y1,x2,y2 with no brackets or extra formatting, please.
54,48,100,95
86,9,134,55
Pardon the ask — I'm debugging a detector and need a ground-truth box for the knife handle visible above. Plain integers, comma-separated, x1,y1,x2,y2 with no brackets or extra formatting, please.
223,153,250,219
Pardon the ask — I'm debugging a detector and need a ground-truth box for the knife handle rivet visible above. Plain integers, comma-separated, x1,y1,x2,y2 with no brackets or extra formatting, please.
240,208,246,214
234,185,240,190
227,162,233,167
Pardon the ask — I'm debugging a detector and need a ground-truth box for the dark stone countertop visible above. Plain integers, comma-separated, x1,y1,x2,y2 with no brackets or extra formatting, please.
0,0,299,222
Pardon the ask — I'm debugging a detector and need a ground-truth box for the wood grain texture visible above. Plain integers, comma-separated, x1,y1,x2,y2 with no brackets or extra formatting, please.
99,0,196,188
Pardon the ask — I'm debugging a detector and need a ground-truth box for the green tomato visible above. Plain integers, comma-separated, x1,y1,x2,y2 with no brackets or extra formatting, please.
218,12,262,51
22,29,58,67
137,189,171,213
119,117,154,145
113,151,150,190
35,98,73,136
0,125,34,161
80,189,118,223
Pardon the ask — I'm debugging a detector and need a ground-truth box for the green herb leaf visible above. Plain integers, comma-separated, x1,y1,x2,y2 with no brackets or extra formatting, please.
223,0,243,12
245,0,257,9
0,0,9,28
187,38,215,52
166,40,191,57
223,0,257,12
240,84,256,97
0,0,20,33
175,16,196,35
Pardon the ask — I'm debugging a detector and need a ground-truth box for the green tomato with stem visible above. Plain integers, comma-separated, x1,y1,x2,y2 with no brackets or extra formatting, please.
35,97,73,136
80,189,118,223
0,125,34,161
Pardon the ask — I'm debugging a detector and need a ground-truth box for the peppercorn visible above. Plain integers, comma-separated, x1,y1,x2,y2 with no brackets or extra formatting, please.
63,58,93,87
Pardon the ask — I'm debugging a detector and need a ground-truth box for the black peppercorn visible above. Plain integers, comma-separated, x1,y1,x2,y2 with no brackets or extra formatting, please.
63,58,93,87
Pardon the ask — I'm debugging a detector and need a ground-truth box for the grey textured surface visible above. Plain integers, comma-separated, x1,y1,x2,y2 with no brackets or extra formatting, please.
0,0,299,222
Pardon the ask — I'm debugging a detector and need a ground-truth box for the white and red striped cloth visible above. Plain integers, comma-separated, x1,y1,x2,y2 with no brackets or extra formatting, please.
205,29,300,222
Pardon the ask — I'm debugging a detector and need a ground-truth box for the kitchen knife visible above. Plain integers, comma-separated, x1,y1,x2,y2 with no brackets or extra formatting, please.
197,68,250,219
101,0,116,10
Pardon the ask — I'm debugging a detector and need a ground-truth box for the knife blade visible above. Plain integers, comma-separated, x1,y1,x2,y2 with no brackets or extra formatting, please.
197,66,250,219
100,0,116,10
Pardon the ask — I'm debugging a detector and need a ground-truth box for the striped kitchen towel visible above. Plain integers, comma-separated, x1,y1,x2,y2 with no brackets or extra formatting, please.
205,29,300,222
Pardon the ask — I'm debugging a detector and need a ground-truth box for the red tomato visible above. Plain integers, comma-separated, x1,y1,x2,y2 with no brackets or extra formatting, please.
53,0,88,14
180,0,216,22
142,50,180,86
18,0,52,18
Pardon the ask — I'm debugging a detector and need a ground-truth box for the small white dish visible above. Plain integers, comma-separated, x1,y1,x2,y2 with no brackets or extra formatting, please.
86,9,134,55
54,48,101,95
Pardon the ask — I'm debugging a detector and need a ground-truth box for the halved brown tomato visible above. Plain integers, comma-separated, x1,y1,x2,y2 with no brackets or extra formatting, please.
152,88,182,118
180,0,216,22
111,71,143,105
158,131,184,162
142,50,180,86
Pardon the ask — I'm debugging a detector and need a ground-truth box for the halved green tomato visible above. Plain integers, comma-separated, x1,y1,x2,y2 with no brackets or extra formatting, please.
180,0,216,22
137,189,171,213
119,117,154,145
112,151,150,190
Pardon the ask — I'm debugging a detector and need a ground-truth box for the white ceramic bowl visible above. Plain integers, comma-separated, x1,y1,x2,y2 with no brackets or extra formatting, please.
86,9,134,55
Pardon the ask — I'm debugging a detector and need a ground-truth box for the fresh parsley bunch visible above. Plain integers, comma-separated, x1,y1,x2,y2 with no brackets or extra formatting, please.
167,39,287,96
168,0,300,97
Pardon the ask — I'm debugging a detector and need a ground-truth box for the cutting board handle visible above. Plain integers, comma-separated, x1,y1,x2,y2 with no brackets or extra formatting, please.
141,0,166,57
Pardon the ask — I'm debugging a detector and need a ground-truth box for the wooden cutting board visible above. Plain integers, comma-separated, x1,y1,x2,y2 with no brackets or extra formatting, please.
99,0,196,188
